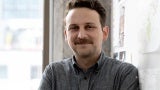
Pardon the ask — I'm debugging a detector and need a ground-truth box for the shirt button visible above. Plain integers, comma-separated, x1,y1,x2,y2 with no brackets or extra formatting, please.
84,77,87,80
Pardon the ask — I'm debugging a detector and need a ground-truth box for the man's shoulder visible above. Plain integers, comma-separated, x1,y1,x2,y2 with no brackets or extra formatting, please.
104,56,137,71
46,58,72,71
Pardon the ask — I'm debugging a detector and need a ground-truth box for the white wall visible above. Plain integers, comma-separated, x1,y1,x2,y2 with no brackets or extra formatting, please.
112,0,160,89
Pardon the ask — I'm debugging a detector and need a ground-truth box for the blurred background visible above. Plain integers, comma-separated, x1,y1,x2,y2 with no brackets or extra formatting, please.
0,0,43,90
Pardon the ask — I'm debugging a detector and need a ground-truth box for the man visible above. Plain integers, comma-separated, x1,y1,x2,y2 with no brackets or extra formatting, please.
39,0,140,90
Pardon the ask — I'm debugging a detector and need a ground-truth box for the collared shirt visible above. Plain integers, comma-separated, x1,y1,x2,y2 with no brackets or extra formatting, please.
39,52,140,90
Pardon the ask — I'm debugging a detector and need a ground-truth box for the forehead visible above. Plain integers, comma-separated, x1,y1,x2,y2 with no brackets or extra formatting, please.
65,8,100,26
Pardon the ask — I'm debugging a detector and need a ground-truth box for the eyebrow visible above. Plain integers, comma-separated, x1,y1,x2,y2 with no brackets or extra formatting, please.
67,22,96,27
69,24,77,26
85,22,95,25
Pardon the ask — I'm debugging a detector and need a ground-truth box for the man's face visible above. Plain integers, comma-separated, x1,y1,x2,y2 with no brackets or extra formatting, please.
65,8,108,58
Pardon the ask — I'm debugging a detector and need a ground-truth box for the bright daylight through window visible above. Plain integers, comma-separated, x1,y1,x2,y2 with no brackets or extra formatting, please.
0,0,43,90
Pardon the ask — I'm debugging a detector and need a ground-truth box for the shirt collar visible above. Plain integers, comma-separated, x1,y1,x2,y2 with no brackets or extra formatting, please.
96,51,106,70
71,51,106,73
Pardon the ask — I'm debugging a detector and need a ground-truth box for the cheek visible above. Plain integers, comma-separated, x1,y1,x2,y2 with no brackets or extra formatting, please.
67,34,75,43
94,34,103,44
93,32,103,39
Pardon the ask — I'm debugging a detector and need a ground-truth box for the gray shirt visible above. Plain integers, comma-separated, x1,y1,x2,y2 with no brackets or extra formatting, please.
39,52,140,90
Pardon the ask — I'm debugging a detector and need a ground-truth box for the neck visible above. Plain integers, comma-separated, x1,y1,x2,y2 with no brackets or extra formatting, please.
75,52,101,71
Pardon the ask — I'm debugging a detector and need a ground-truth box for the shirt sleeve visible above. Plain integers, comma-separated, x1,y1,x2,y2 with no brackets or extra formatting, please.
38,64,54,90
119,63,140,90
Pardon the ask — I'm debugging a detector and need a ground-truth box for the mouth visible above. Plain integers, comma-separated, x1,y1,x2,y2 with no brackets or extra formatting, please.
74,39,93,45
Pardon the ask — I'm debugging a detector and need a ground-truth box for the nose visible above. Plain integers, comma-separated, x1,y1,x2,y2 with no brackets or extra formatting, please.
77,29,87,39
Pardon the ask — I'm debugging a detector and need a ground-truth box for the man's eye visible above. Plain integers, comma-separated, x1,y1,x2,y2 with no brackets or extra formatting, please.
86,25,95,29
68,26,78,31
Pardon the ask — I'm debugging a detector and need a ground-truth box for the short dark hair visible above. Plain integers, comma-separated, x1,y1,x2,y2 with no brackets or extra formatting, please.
65,0,106,27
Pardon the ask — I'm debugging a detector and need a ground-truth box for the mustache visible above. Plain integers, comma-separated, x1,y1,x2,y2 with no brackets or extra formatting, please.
74,38,93,45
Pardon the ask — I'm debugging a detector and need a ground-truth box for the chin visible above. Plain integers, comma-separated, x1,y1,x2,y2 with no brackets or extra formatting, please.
78,53,91,58
76,50,93,57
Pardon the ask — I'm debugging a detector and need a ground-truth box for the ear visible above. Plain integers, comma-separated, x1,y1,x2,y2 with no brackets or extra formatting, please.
64,29,68,41
102,26,109,41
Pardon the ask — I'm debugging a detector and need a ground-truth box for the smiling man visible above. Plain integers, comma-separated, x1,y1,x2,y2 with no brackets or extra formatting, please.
39,0,140,90
64,7,109,71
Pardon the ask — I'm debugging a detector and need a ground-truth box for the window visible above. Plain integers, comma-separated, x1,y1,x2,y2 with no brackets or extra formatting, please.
0,65,8,79
0,0,43,90
30,65,42,79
